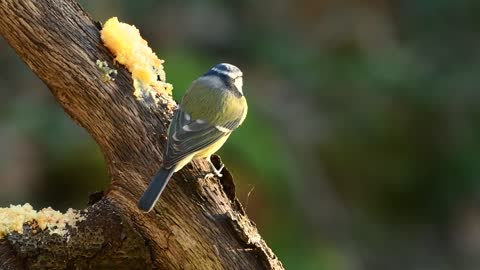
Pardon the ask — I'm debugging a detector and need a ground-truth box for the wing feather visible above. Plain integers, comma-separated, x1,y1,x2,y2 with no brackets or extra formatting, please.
163,107,231,168
162,80,247,169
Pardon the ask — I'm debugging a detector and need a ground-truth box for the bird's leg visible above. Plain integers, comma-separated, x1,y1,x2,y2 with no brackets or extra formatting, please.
207,156,224,177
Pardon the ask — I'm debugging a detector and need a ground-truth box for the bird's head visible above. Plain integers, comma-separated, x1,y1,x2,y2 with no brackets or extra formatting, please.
204,63,243,96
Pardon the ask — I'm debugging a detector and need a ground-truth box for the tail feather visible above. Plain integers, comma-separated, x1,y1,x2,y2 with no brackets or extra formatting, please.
138,167,175,212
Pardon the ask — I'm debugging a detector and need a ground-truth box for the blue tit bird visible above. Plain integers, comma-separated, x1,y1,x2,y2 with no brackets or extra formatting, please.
138,63,248,212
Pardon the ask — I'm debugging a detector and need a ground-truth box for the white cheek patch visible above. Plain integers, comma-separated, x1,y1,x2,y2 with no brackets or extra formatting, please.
234,77,243,94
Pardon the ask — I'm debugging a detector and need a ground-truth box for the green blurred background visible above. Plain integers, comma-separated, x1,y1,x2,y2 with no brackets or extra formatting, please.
2,0,480,269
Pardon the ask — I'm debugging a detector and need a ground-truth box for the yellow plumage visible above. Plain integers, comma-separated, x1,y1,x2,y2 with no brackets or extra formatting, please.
173,134,231,172
138,63,247,212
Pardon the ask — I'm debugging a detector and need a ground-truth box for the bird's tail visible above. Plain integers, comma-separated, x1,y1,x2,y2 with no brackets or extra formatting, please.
138,167,175,212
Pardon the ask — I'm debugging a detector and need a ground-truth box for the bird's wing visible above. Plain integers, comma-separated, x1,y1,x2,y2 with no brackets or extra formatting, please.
162,106,234,169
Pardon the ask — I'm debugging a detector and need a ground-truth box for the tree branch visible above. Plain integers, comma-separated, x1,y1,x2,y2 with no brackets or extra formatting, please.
1,199,152,270
0,0,283,269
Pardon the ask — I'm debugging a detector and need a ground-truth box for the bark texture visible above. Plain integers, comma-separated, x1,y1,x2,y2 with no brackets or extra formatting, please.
1,199,152,270
0,1,283,269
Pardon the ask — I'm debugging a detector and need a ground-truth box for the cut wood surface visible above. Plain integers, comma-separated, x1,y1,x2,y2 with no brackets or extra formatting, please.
0,0,283,269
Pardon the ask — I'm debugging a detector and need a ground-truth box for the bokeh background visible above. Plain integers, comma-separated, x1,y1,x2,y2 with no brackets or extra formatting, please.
2,0,480,269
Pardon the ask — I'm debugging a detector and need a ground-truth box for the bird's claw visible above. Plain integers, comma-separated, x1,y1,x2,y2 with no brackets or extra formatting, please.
207,158,224,178
212,164,224,177
204,173,215,179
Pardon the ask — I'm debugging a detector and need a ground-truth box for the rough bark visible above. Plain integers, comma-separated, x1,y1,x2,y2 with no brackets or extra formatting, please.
0,1,283,269
1,198,152,270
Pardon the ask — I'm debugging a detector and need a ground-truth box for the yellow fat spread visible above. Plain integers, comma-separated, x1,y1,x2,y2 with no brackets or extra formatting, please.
100,17,173,101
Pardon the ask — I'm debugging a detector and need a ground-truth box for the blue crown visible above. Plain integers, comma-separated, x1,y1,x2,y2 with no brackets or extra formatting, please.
205,63,242,79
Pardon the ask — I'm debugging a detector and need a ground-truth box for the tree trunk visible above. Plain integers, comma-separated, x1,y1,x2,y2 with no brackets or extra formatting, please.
0,1,283,269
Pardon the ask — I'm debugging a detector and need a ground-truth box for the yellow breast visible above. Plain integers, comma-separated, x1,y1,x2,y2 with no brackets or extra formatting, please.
194,134,231,159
